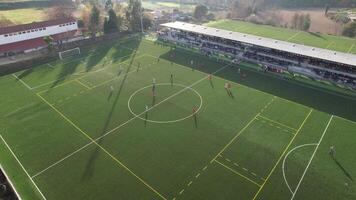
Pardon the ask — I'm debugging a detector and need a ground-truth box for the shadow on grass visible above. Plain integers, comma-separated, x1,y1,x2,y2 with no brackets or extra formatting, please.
160,49,356,121
308,32,326,40
81,37,141,181
333,158,354,182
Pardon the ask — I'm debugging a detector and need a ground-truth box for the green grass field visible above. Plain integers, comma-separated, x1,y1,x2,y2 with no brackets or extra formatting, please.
0,36,355,200
205,20,356,54
0,8,46,24
142,1,195,11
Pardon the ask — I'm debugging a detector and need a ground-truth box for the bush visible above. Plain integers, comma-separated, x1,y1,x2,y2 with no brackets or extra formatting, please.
342,22,356,37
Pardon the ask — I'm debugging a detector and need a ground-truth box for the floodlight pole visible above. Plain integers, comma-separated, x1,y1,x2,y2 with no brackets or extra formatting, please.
140,0,144,34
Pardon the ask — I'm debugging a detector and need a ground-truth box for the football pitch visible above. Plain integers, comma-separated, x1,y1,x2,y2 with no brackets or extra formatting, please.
0,36,355,200
205,20,356,54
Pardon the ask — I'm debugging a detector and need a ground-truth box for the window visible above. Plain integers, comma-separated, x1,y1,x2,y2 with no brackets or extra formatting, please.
4,34,8,37
31,30,34,32
43,27,46,30
35,29,38,31
39,28,42,31
27,31,30,33
59,25,62,27
18,32,22,35
22,31,26,34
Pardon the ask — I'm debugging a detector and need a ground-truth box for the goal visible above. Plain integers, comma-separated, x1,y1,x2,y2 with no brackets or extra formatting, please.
58,47,81,60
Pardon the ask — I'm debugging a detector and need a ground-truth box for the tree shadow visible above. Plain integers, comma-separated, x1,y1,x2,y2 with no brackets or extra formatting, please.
308,32,326,40
333,158,354,182
16,68,34,80
81,37,141,181
160,48,356,121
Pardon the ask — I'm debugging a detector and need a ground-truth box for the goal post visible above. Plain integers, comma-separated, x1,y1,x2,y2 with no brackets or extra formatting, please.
58,47,81,60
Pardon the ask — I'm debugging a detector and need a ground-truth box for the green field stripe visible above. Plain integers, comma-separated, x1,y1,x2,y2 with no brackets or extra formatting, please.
35,93,168,200
252,109,313,200
214,160,262,187
0,134,46,200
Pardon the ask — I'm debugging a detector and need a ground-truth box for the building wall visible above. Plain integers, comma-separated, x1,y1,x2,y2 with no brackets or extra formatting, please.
0,21,78,45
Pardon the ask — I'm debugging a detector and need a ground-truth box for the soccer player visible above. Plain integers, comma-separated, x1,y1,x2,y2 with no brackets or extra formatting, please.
170,74,174,86
157,57,160,63
190,60,194,66
137,62,141,72
152,78,156,92
208,75,212,81
192,107,198,127
329,146,336,159
110,85,114,92
117,65,123,76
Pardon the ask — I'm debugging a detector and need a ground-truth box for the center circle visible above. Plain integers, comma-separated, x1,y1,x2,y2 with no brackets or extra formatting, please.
128,83,203,124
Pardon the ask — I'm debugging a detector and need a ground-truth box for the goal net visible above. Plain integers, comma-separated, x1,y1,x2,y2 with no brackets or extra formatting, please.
59,47,81,60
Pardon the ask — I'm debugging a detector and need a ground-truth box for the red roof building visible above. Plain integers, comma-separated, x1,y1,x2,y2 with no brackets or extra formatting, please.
0,18,79,56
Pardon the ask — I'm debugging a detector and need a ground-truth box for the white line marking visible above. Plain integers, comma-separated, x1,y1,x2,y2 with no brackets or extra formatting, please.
290,115,333,200
282,143,317,194
12,74,32,90
0,165,23,200
287,31,302,42
32,62,232,178
348,43,355,53
0,134,46,200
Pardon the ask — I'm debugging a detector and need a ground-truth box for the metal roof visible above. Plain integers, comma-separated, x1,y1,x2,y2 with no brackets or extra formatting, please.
161,21,356,67
0,18,76,35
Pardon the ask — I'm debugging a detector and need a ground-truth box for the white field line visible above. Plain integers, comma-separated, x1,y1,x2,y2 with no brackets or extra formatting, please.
31,62,232,178
4,102,36,118
0,134,46,200
325,42,334,49
12,74,32,90
348,43,355,53
0,165,23,200
210,96,276,164
252,109,313,200
282,143,317,194
47,63,55,69
290,115,334,200
286,31,302,42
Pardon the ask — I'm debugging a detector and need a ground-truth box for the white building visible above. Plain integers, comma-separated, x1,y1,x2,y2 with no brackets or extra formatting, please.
0,18,79,57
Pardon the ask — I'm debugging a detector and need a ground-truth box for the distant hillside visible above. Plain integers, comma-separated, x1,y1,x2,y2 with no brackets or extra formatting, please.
265,0,356,7
0,0,73,10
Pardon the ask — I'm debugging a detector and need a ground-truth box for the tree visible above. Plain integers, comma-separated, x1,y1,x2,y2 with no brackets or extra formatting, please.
43,36,54,52
291,13,299,29
104,8,121,34
193,4,208,21
45,6,73,20
142,13,152,30
89,5,100,37
126,0,143,32
342,22,356,37
105,0,113,10
302,14,311,31
325,4,330,16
